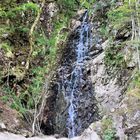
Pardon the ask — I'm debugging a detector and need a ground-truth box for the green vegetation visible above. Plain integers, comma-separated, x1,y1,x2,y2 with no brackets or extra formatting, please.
107,1,131,30
104,40,125,69
0,2,39,18
103,129,116,140
127,71,140,99
80,0,96,9
132,71,140,89
101,118,116,140
1,86,27,114
0,2,39,38
99,25,109,38
104,0,140,71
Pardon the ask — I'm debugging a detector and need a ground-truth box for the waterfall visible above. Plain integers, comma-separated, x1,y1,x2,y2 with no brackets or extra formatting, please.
66,11,90,138
53,11,97,138
56,11,91,138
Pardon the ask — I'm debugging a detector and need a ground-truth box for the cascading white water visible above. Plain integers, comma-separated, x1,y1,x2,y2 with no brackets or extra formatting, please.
64,11,91,138
53,11,96,138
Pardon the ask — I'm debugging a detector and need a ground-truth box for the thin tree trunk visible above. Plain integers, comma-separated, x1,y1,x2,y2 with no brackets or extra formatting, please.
129,0,140,70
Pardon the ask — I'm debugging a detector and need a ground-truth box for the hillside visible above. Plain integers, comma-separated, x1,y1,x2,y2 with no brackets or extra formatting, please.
0,0,140,140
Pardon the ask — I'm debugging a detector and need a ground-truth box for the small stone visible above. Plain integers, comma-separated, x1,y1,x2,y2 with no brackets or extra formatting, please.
101,40,109,50
110,108,115,113
71,20,81,30
2,34,8,38
0,122,6,129
77,9,86,17
21,61,25,65
40,17,44,21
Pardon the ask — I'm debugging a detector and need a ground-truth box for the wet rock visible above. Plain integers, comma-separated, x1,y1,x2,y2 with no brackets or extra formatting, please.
71,9,88,30
89,50,102,57
89,44,102,52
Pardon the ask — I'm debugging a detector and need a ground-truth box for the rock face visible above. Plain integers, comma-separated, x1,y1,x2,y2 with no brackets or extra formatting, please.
82,1,140,139
87,37,139,140
90,51,131,114
87,20,140,140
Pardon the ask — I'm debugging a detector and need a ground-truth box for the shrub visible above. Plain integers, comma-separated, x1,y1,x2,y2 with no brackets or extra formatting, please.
104,42,125,69
107,2,131,29
103,129,116,140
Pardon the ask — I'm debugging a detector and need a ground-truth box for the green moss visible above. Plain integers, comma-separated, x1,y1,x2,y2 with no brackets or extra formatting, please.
101,118,116,140
132,72,140,87
103,129,116,140
56,0,78,16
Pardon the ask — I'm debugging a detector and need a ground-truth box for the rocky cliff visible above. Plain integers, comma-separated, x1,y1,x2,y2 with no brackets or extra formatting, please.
0,0,140,140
